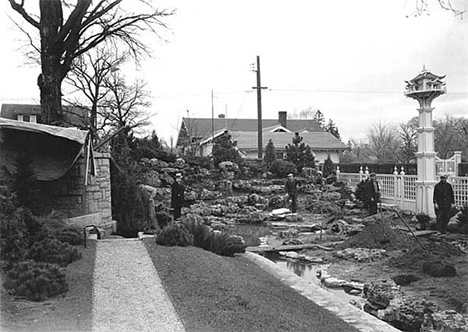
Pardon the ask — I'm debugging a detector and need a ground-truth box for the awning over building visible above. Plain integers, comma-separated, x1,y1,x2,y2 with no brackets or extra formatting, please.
0,118,93,181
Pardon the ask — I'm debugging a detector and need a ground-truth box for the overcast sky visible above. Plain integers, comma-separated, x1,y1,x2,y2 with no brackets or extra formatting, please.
1,0,467,146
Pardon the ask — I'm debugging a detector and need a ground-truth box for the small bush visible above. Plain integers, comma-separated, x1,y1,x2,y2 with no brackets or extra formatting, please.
208,233,246,257
26,238,82,267
156,222,194,247
180,219,211,248
0,209,29,269
54,226,83,246
155,211,172,229
269,160,296,178
3,260,68,301
354,180,370,207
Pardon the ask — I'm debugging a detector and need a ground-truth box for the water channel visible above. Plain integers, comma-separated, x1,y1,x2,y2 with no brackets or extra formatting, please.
229,225,360,303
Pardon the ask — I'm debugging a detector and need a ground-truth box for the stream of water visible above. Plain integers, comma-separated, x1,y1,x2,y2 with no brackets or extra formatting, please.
230,225,360,303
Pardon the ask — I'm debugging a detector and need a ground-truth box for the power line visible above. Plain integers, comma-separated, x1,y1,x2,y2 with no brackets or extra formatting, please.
270,88,468,95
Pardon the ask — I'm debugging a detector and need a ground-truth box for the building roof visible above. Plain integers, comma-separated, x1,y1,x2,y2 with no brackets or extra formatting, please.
0,118,92,181
181,117,323,140
230,131,347,151
0,118,88,144
405,70,445,84
1,103,88,127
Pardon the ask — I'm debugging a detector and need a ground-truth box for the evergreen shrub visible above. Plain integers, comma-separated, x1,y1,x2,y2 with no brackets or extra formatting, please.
55,226,83,246
354,180,370,207
0,209,29,270
26,238,82,267
208,232,246,257
3,260,68,301
156,222,194,247
180,219,211,248
269,160,296,178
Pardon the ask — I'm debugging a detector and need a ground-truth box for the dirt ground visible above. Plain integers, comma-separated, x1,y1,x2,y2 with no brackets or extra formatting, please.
276,211,468,314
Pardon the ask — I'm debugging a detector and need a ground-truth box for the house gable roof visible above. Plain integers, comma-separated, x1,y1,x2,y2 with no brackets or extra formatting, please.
231,131,347,151
180,117,323,141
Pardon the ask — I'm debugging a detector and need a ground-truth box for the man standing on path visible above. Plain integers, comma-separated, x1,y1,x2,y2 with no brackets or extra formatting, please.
171,173,185,220
285,173,298,213
367,172,381,215
433,174,455,234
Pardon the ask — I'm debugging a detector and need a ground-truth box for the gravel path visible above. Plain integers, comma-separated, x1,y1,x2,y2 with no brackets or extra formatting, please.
92,239,186,332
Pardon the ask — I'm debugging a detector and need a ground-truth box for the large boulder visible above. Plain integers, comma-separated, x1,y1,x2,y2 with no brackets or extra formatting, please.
422,260,457,277
376,296,438,331
363,279,402,309
421,310,468,332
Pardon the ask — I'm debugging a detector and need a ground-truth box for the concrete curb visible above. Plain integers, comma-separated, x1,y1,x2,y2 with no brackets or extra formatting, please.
244,251,401,332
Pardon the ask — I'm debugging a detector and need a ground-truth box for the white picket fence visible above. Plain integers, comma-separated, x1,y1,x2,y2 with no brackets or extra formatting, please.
338,170,468,212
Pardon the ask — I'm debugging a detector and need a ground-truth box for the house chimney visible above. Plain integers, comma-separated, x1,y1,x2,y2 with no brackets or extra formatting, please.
218,114,225,118
278,111,287,128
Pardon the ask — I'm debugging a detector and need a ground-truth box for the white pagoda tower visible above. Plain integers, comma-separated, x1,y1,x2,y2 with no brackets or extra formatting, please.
404,67,446,217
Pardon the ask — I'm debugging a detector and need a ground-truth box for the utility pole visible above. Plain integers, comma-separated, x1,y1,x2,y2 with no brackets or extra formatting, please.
211,90,214,142
252,55,268,160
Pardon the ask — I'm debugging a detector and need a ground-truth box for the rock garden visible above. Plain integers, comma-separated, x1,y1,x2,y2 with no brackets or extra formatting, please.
137,156,468,332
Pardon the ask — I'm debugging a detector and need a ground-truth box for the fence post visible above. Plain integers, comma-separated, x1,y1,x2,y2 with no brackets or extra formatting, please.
393,166,399,206
336,166,340,181
359,166,364,182
399,167,406,208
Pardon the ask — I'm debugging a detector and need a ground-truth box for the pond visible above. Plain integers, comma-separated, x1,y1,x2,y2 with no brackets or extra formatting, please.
260,251,358,303
230,225,360,303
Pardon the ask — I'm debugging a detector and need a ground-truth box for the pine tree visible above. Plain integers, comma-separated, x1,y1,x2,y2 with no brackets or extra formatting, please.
313,110,326,128
264,139,276,166
325,119,341,139
285,133,315,172
212,131,243,167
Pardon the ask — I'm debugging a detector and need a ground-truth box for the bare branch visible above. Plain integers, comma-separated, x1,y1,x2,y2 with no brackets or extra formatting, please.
8,0,40,28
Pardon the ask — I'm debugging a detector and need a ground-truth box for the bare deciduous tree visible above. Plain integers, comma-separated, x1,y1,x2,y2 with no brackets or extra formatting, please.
434,115,468,159
65,45,129,141
101,71,152,134
398,117,418,163
367,122,401,163
8,0,173,124
411,0,466,17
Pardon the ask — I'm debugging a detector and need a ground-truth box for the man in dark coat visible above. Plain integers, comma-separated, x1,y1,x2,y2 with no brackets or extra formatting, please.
171,173,185,220
433,174,454,234
367,172,381,215
284,173,298,213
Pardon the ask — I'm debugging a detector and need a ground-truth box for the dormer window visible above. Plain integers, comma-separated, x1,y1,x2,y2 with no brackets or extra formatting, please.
17,114,37,123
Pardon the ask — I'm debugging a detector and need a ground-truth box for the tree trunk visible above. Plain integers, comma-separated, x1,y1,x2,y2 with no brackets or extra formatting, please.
38,0,64,125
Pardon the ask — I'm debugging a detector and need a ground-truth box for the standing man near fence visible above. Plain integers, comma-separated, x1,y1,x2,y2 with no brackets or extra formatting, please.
433,174,454,234
367,172,381,215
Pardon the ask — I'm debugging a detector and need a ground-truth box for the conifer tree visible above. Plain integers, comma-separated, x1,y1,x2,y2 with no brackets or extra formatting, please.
212,131,243,167
263,139,276,166
285,132,315,172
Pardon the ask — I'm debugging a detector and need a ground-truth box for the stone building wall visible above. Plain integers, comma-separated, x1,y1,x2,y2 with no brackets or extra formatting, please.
42,152,112,223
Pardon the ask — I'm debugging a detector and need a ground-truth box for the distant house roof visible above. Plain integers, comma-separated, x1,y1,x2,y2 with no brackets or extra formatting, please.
231,131,347,151
1,103,88,127
179,117,323,141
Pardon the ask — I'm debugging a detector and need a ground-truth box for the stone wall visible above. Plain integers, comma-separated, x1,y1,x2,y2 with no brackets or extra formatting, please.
41,152,112,223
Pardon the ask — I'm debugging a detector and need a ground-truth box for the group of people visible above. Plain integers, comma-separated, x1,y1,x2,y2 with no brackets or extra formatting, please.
143,169,455,235
284,171,455,235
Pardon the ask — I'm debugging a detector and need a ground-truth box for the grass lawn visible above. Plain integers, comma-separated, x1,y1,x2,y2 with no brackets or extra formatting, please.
0,241,96,332
144,240,360,332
